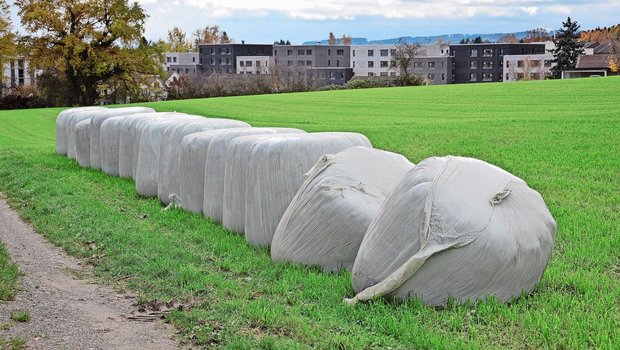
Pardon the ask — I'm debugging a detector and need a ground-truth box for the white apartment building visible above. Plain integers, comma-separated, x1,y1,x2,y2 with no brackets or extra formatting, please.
164,52,200,75
503,54,555,81
236,56,274,75
1,57,37,96
351,44,450,78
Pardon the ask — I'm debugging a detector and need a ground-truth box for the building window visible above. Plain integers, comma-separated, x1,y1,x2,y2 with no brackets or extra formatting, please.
307,60,312,66
211,48,215,55
192,57,196,63
336,60,340,67
470,49,478,57
287,60,293,66
337,49,344,56
390,60,397,68
287,49,292,56
185,68,189,74
352,50,356,57
470,73,477,81
274,50,278,56
307,49,312,55
428,73,435,80
441,73,445,81
428,61,435,69
390,49,396,56
531,73,541,80
380,49,389,56
368,72,374,77
380,72,388,76
227,58,231,65
298,49,304,55
240,61,244,67
413,62,423,69
483,61,493,69
470,61,478,69
328,49,331,55
390,72,396,77
328,60,331,66
173,57,177,63
517,60,524,68
353,61,356,68
499,49,504,56
166,57,171,63
329,72,335,79
483,49,493,57
368,61,374,68
483,73,493,81
245,60,252,67
368,49,374,57
544,60,552,67
380,61,389,68
210,58,215,65
531,60,541,68
298,60,305,66
505,73,510,80
256,61,261,67
340,72,345,79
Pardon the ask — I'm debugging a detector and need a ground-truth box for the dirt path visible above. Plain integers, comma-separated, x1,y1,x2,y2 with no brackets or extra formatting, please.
0,195,180,350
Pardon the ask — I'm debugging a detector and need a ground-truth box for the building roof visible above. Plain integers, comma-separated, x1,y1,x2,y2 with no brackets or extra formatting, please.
576,54,610,69
583,42,613,55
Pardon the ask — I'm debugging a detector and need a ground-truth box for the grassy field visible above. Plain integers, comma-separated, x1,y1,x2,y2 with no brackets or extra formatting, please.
0,77,619,349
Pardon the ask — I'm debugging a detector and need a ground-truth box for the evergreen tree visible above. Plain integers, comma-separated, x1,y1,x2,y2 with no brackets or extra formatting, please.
550,17,585,78
473,36,483,43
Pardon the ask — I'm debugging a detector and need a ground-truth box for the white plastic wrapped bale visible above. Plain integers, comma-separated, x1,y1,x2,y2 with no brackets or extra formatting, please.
66,109,108,160
245,132,373,247
222,134,298,234
271,147,414,272
118,113,170,178
157,118,251,205
197,128,306,219
130,113,190,180
89,107,154,170
56,107,105,155
74,119,93,168
347,156,557,307
135,116,195,197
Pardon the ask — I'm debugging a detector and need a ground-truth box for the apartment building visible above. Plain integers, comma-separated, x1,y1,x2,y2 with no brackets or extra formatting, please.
273,45,353,84
198,43,273,74
236,56,274,75
1,57,37,96
411,56,452,84
164,52,200,76
503,54,555,81
450,43,546,83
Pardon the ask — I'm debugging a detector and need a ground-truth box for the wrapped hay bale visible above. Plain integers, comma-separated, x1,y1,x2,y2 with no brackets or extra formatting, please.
222,134,299,234
74,119,93,168
135,116,195,197
118,113,173,178
66,109,108,160
157,118,250,205
271,147,414,272
198,128,305,219
245,132,372,247
89,107,154,170
56,107,104,155
347,156,557,307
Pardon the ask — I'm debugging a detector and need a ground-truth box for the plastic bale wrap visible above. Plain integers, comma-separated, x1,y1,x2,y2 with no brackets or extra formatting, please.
271,147,414,272
157,118,251,205
198,128,306,220
66,109,108,160
99,117,123,176
245,132,373,247
222,134,298,234
135,116,196,197
89,107,154,170
118,113,173,178
56,107,105,155
74,119,93,168
347,156,557,307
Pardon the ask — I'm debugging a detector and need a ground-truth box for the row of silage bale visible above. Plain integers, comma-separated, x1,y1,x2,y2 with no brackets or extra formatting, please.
56,107,104,155
243,132,372,247
157,118,251,205
271,146,415,272
74,120,93,167
178,127,305,215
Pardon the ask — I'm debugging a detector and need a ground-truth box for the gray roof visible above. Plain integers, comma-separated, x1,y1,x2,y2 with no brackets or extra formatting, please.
576,54,610,69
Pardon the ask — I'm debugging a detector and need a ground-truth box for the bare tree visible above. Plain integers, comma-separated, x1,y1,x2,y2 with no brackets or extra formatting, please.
342,34,352,46
193,25,234,46
392,40,421,78
499,34,519,43
524,28,551,43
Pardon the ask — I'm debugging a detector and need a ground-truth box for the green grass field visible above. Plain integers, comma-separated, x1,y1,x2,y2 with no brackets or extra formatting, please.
0,77,619,349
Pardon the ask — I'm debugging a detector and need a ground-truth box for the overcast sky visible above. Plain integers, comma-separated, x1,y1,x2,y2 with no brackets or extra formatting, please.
9,0,620,44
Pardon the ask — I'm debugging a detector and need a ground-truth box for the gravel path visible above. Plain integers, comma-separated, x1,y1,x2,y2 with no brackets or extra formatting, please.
0,195,180,350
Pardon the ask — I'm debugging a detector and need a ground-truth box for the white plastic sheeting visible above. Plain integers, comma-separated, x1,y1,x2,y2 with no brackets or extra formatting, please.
89,107,154,170
222,134,294,234
135,116,194,197
99,117,123,176
198,128,306,219
271,147,414,272
244,132,373,247
156,118,251,205
348,156,557,306
74,119,93,168
66,109,107,160
56,107,105,155
118,113,171,178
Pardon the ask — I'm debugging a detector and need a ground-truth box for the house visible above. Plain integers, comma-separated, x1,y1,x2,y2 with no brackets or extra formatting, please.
562,42,614,79
1,57,38,97
236,56,274,75
198,43,273,75
503,54,555,81
449,43,547,83
273,44,353,85
164,52,200,76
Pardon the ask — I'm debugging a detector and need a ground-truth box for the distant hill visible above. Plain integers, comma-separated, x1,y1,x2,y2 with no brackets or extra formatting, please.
303,31,535,45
